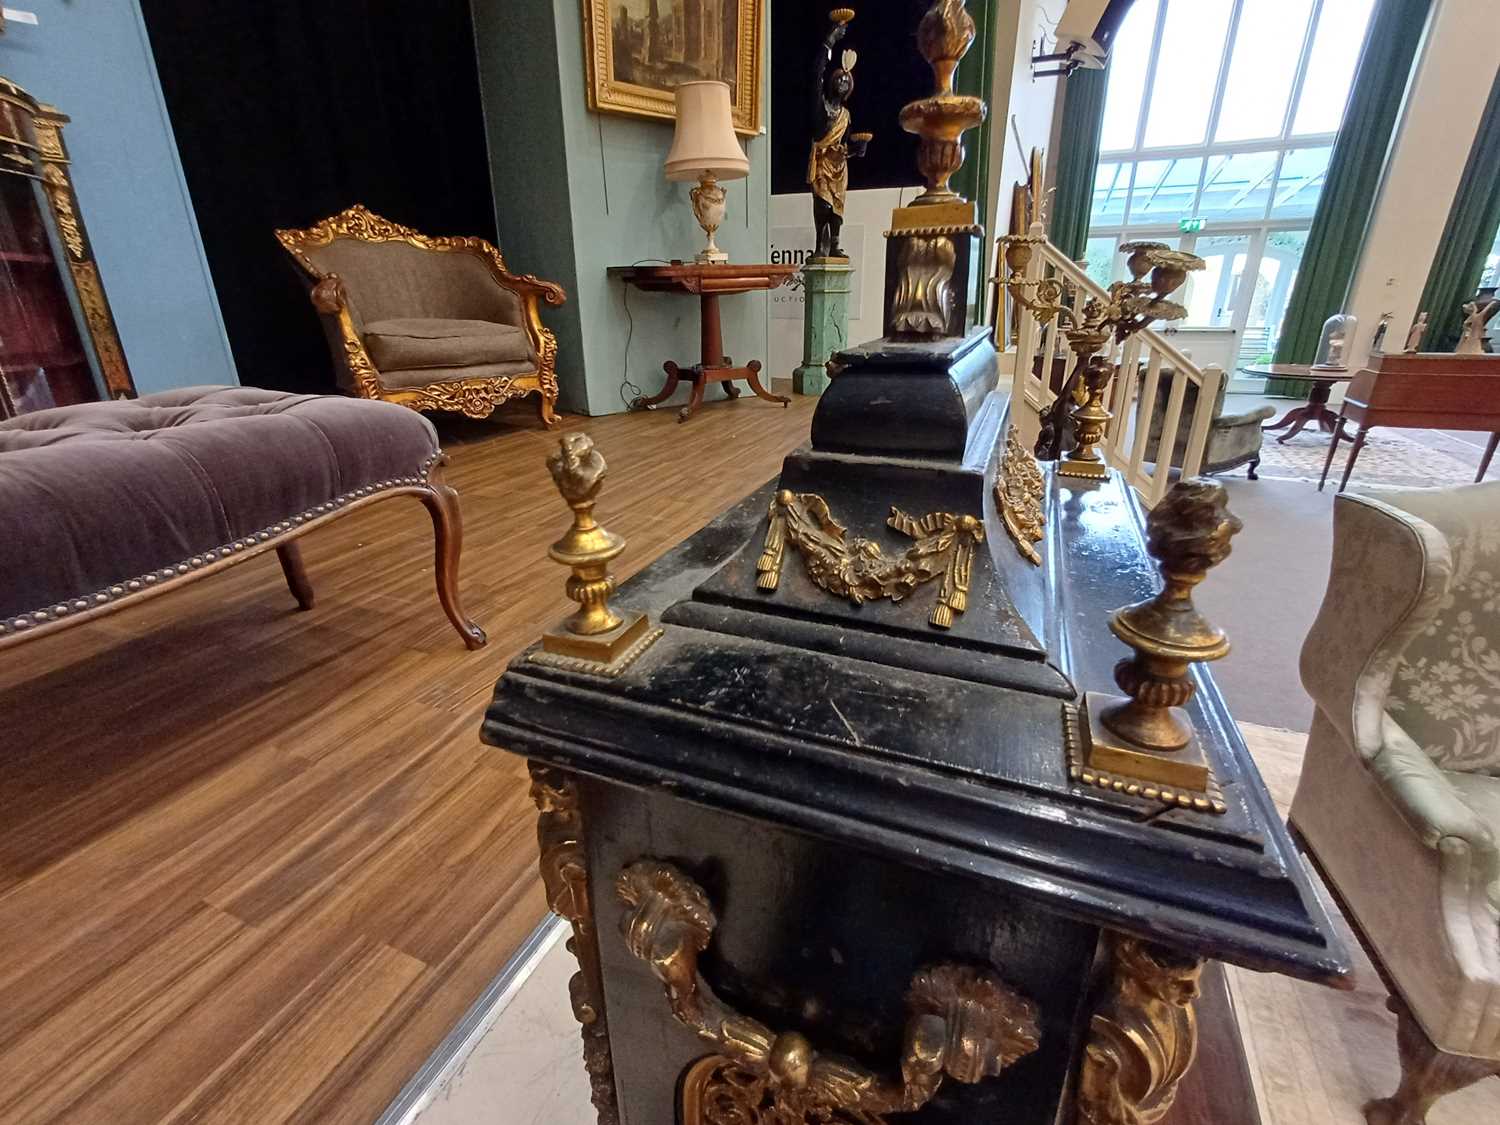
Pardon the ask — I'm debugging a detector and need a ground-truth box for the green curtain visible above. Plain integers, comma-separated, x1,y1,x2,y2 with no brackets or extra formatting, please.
1269,0,1434,395
952,0,998,224
1415,70,1500,351
1049,65,1109,262
952,0,998,324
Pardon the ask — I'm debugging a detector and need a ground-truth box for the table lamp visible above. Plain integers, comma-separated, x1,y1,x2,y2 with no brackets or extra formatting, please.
664,81,749,264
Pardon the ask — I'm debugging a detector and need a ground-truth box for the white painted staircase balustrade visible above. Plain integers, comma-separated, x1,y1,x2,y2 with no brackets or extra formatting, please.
999,222,1224,506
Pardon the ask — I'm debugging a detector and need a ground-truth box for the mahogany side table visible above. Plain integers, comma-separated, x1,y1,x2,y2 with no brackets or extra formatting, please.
609,262,796,422
1318,352,1500,492
1243,362,1354,443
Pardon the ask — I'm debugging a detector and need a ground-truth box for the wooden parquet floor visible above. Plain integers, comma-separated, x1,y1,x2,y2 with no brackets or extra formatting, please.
0,392,817,1125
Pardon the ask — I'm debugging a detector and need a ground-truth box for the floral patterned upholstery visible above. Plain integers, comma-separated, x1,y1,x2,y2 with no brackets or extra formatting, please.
1292,480,1500,1064
1387,493,1500,773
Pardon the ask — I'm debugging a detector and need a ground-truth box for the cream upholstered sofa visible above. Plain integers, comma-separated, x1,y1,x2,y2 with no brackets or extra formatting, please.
276,205,565,426
1291,481,1500,1123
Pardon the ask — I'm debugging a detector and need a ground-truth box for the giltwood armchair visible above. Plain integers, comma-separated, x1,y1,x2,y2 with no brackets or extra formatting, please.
1291,481,1500,1123
276,205,565,425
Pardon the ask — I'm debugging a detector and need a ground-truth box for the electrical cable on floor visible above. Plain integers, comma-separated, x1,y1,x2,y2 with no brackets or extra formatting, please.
619,259,671,412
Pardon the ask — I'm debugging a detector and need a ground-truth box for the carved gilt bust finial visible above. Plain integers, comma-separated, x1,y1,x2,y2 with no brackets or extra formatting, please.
1070,478,1239,814
546,433,622,636
1102,478,1242,753
538,433,657,669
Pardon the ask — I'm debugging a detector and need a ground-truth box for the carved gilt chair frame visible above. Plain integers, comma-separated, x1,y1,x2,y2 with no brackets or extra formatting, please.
275,205,565,425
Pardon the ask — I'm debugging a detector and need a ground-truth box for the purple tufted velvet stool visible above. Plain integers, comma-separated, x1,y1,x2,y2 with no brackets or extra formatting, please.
0,386,486,650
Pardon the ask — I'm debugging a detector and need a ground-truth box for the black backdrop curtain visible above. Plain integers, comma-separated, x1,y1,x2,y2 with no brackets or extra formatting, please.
140,1,496,394
770,0,929,197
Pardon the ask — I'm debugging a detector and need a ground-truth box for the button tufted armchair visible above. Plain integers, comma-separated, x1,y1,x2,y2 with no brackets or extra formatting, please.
276,205,565,425
1291,481,1500,1124
1135,366,1275,479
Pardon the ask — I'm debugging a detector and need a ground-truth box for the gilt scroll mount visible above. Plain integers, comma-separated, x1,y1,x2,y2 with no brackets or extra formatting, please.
1078,934,1203,1125
616,859,1041,1124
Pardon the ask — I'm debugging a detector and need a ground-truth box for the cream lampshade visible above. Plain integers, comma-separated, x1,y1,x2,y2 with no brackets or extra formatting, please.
664,81,749,264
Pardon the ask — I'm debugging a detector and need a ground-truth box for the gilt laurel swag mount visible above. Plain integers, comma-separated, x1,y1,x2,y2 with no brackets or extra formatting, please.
756,491,985,629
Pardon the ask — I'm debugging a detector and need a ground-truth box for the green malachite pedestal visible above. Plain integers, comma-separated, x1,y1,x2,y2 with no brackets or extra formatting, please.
793,258,854,396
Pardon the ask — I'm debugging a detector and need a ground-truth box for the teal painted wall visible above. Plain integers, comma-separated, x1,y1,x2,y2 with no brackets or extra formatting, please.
473,0,769,416
472,0,585,411
0,1,236,393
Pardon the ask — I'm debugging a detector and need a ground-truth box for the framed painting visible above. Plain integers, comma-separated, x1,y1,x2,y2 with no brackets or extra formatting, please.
583,0,764,135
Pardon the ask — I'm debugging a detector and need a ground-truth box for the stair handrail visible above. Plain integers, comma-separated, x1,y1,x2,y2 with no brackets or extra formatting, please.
1003,222,1225,505
1021,223,1202,378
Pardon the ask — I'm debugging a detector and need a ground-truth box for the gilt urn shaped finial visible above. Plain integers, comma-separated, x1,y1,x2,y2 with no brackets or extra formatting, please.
900,0,988,206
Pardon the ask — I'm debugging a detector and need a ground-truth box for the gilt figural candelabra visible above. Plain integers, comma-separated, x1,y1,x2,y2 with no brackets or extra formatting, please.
1001,238,1204,478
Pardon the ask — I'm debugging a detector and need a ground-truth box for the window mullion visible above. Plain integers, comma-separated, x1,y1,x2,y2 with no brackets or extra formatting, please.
1131,0,1171,153
1262,150,1288,221
1283,0,1324,141
1200,0,1245,151
1234,229,1271,334
1192,0,1245,216
1102,132,1336,164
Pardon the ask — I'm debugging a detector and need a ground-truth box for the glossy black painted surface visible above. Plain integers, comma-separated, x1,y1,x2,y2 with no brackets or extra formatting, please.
485,414,1348,982
814,327,995,458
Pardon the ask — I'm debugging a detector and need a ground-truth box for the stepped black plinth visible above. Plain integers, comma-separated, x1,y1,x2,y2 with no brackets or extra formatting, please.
481,323,1349,1124
482,5,1348,1120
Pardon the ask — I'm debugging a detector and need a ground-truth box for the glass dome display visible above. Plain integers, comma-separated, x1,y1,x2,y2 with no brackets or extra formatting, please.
1313,312,1357,369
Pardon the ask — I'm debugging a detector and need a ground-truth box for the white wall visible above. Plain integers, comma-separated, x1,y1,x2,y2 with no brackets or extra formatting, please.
766,187,907,380
985,0,1062,254
1344,0,1500,369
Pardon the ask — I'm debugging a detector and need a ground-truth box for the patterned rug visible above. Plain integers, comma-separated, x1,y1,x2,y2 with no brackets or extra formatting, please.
1255,425,1486,489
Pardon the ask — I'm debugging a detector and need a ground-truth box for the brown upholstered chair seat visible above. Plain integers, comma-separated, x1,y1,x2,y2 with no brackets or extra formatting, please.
275,206,565,424
0,386,442,628
363,317,533,371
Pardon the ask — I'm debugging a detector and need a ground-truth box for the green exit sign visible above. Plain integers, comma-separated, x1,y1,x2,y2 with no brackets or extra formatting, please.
1179,218,1205,233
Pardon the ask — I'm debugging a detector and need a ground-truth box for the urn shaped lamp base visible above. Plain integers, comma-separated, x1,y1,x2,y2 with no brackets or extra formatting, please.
690,174,731,265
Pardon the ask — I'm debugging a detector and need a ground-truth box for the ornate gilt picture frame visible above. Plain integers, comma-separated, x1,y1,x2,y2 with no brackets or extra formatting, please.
583,0,763,135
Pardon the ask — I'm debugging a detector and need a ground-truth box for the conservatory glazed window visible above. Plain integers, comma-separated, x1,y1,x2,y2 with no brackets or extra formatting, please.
1083,0,1375,366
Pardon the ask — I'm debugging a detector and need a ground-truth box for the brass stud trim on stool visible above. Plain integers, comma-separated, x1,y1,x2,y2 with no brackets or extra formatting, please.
0,452,443,641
